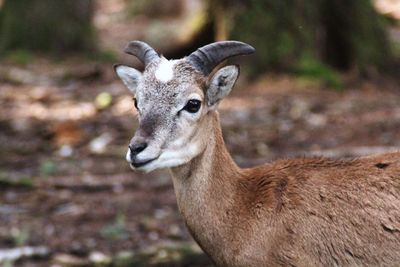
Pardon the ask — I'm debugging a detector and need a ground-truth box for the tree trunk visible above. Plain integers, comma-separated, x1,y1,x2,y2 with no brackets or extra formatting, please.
210,0,392,76
0,0,95,54
321,0,391,72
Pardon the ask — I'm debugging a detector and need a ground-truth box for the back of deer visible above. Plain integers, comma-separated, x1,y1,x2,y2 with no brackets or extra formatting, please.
237,153,400,266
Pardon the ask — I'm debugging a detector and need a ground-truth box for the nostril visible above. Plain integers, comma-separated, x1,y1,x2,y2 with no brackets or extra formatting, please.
129,143,147,155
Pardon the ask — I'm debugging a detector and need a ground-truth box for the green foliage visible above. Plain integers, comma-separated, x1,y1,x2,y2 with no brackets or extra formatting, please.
130,0,150,16
10,226,30,246
40,159,57,177
118,243,211,267
294,56,343,90
113,251,136,267
321,0,391,73
352,2,391,69
3,49,33,65
84,48,117,63
0,0,95,54
129,0,182,18
96,49,117,63
230,0,319,74
100,213,129,240
393,42,400,59
1,260,13,267
0,173,34,188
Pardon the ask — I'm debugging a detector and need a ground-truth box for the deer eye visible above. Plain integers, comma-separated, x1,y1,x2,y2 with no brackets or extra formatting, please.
183,99,201,113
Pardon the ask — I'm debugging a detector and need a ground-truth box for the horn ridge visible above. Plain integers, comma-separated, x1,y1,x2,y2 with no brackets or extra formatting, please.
124,41,160,66
187,41,255,75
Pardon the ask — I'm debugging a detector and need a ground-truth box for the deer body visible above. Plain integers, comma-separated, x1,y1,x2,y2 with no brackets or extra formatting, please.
171,112,400,266
115,41,400,266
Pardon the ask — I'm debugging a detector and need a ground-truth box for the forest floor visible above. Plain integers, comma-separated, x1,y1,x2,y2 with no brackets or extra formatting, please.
0,59,399,267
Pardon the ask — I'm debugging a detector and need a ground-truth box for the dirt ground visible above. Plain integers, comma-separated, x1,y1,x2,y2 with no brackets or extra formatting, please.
0,59,399,266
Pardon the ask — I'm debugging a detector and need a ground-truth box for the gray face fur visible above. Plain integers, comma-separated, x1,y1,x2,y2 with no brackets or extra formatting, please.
115,56,239,172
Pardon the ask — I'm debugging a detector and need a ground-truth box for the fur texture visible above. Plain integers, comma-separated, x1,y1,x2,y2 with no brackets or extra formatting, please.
170,113,400,267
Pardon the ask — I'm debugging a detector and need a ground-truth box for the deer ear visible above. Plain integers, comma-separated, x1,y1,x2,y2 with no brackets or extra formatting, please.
207,65,239,108
114,64,142,94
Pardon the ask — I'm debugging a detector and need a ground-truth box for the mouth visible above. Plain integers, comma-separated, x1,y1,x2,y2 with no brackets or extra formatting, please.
130,157,158,168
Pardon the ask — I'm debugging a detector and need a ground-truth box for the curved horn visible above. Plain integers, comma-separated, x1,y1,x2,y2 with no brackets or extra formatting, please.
187,41,255,75
124,41,160,67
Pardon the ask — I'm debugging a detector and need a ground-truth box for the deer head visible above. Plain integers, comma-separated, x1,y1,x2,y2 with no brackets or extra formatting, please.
115,41,254,172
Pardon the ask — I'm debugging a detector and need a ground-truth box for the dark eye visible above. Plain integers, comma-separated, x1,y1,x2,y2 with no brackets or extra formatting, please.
133,97,138,110
183,99,201,113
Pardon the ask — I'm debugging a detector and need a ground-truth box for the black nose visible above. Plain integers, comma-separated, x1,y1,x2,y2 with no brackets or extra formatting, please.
129,143,147,156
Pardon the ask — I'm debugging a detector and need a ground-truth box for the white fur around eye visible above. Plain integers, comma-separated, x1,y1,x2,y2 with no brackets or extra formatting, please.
187,93,203,101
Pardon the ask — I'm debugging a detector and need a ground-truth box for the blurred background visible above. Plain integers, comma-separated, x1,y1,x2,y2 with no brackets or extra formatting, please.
0,0,399,266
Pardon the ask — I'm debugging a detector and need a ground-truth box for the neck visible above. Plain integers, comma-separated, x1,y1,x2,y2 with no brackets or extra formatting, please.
169,111,242,262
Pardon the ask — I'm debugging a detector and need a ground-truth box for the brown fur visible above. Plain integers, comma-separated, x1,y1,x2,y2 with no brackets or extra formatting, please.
170,111,400,267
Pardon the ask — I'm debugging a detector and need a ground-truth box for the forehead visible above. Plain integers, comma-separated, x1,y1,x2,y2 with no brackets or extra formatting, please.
137,58,205,101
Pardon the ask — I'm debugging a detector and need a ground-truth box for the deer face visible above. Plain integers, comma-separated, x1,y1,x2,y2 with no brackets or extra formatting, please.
115,41,254,172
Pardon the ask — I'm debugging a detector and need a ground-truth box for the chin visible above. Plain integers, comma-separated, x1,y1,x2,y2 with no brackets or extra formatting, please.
130,155,195,173
129,160,186,173
129,144,203,173
130,162,159,173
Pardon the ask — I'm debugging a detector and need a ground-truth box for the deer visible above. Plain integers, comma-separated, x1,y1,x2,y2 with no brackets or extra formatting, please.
114,40,400,267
